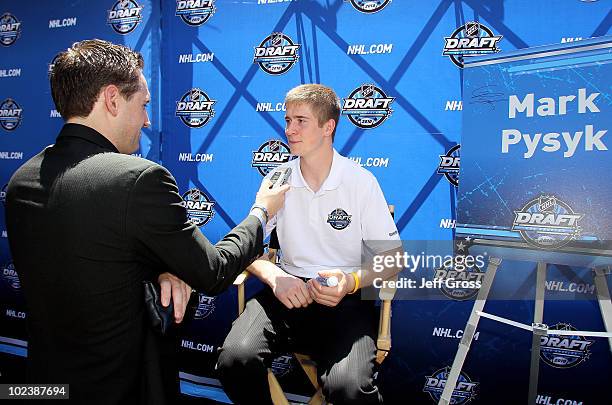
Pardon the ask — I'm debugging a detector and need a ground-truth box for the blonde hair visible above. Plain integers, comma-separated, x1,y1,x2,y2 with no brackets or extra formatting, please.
285,84,340,140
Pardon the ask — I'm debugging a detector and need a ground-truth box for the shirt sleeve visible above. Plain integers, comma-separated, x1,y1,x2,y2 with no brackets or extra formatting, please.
126,164,264,295
361,175,402,254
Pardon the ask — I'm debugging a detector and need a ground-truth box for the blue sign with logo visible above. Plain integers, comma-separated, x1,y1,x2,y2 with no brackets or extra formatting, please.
457,36,612,267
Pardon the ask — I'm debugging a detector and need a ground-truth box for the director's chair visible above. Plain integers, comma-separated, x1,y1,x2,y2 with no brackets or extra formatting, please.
232,206,398,405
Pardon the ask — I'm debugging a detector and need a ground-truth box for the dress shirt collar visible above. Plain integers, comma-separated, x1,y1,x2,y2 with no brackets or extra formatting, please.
56,123,120,153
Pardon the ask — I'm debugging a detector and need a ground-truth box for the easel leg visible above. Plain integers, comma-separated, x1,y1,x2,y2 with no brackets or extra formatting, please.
528,262,547,404
438,257,502,405
592,266,612,353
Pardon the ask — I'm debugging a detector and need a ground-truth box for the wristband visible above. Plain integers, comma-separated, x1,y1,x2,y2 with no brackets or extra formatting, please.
348,272,360,294
250,204,269,223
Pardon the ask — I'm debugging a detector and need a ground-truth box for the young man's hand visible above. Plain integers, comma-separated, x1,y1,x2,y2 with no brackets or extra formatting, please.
307,269,356,307
271,272,313,309
248,259,313,309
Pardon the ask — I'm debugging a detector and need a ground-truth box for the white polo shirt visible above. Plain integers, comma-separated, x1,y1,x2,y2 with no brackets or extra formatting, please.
265,149,401,279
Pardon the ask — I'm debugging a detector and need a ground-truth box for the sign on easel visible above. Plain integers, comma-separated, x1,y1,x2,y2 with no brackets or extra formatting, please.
441,36,612,405
456,36,612,268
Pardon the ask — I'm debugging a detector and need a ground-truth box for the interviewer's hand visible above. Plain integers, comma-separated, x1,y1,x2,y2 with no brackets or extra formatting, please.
158,272,192,323
255,179,290,218
307,270,355,307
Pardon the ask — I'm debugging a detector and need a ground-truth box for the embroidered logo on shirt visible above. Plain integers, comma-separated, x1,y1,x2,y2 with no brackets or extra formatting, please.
327,208,352,230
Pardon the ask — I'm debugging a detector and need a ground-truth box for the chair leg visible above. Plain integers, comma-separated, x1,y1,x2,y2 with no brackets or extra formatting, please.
376,349,389,365
268,369,290,405
295,353,320,389
308,387,325,405
237,283,245,316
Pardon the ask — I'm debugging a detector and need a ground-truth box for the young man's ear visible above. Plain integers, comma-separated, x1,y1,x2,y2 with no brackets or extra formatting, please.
324,119,336,138
103,84,121,117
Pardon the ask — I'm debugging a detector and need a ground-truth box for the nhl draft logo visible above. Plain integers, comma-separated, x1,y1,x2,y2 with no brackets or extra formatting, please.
443,22,502,68
0,13,21,46
253,32,300,75
327,208,352,230
176,88,216,128
512,195,583,249
434,256,484,301
0,99,23,131
342,84,394,129
271,354,293,378
437,144,460,187
192,293,216,320
0,184,7,206
540,323,593,368
48,54,61,76
107,0,144,35
176,0,216,26
181,188,215,227
345,0,391,13
2,261,20,291
251,140,294,176
423,366,478,404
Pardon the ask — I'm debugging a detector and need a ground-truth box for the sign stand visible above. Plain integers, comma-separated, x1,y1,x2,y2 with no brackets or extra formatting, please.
438,258,612,405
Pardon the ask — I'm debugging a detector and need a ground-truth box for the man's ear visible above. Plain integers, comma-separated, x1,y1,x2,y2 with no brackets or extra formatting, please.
324,119,336,138
103,85,121,117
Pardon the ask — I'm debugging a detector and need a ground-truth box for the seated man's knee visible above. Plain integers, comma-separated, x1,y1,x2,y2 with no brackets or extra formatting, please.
323,365,379,404
217,339,264,373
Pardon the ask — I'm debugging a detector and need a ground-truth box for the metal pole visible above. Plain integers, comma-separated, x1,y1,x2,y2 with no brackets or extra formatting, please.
438,257,502,405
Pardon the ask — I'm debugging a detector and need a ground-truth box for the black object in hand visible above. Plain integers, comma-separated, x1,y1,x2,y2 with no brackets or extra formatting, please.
143,280,175,335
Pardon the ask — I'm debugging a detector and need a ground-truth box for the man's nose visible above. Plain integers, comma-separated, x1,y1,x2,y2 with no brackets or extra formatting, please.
285,121,296,134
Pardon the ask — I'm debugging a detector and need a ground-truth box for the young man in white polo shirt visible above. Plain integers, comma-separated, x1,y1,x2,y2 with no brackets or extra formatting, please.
218,84,402,405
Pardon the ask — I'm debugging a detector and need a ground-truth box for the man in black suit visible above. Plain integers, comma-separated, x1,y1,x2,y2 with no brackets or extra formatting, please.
5,39,288,404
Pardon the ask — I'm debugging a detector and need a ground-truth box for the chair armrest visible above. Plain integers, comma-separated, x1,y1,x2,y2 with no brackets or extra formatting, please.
233,249,277,316
378,270,398,301
267,248,278,263
377,299,392,348
378,284,397,301
375,272,397,364
233,270,250,286
376,298,392,364
233,271,250,316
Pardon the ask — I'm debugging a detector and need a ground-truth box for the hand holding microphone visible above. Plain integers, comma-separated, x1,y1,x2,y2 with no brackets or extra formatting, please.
254,167,291,218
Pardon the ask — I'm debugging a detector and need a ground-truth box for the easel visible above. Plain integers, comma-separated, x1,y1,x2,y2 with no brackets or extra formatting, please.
438,257,612,405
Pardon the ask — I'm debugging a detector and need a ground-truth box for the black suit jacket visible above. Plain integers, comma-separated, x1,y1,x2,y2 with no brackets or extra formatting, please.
5,123,263,404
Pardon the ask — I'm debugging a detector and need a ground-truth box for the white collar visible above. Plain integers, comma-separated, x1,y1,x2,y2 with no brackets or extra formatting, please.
289,149,345,191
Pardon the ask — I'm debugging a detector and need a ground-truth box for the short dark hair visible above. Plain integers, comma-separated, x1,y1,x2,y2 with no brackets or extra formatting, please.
50,39,144,119
285,84,340,141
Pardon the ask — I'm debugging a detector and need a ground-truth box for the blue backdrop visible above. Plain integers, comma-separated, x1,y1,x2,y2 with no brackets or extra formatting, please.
1,1,611,404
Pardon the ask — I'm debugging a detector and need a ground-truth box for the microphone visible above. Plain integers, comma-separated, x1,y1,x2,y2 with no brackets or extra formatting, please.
269,167,292,189
315,275,339,287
